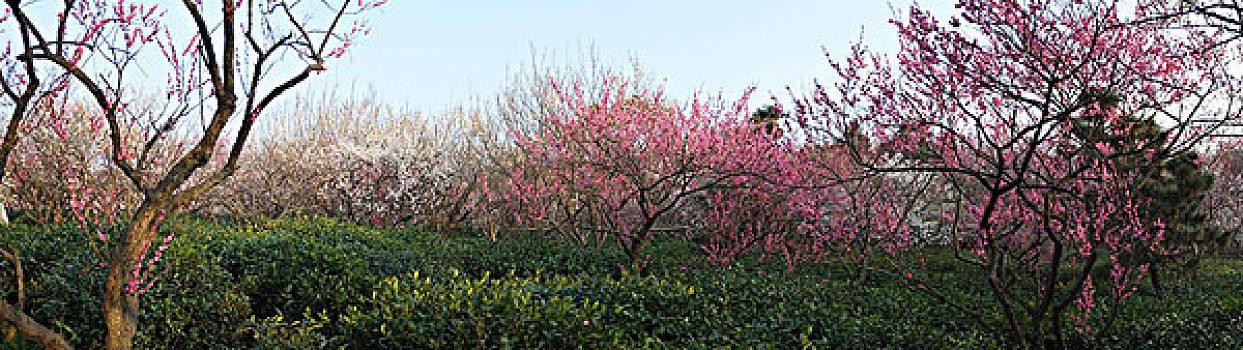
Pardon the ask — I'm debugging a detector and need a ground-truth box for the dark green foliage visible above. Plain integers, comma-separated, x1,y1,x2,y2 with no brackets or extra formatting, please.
0,221,253,349
206,222,375,319
135,241,252,350
337,270,621,349
1068,99,1220,279
0,223,107,348
1138,151,1218,246
1096,259,1243,349
0,216,1240,349
749,104,785,137
326,267,1005,349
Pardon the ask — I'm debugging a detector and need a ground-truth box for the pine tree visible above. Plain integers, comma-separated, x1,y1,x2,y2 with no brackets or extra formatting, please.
1070,88,1217,293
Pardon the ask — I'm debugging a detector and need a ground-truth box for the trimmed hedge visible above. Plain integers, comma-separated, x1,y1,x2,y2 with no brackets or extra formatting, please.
0,217,1239,348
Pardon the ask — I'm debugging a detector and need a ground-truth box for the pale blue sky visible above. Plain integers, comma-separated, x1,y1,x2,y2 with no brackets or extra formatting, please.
319,1,956,113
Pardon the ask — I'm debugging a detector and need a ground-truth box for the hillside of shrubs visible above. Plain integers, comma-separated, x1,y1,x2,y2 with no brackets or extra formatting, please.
5,1,1243,349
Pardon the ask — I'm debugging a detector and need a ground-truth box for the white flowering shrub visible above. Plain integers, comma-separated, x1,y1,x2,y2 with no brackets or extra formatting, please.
1206,148,1243,252
5,102,145,225
194,95,481,229
324,122,468,226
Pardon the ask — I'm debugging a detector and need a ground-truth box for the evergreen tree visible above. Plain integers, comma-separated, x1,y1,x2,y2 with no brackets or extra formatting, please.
1070,88,1217,293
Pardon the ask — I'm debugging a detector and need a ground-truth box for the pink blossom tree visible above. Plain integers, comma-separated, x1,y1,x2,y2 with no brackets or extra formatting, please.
497,77,798,273
0,1,382,349
789,0,1241,348
699,181,793,269
699,172,822,271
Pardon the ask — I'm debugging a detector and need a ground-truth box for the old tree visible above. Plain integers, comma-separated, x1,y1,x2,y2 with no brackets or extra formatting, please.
0,1,381,349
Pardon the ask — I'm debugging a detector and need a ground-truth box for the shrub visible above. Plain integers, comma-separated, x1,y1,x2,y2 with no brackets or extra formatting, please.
0,221,252,349
247,311,336,350
335,266,1006,349
204,218,382,321
339,270,623,349
134,240,252,350
2,217,1240,349
0,223,108,347
195,93,482,230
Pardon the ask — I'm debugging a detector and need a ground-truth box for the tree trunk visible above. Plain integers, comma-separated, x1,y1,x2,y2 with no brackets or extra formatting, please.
0,301,71,349
0,201,8,224
854,262,869,284
621,233,651,276
1149,262,1163,297
102,284,139,350
626,244,643,274
0,248,72,349
103,206,159,350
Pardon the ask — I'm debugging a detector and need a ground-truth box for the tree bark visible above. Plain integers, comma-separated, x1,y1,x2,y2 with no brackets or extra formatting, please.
102,206,159,350
0,301,71,350
1150,262,1164,297
0,248,72,349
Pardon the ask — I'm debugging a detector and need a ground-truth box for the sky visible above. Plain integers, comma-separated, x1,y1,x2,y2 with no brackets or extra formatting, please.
318,1,958,114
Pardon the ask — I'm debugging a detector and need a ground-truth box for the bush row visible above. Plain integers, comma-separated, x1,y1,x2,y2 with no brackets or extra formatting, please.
0,217,1240,349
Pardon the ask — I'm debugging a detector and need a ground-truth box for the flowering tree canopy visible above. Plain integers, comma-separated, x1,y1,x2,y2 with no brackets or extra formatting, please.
789,0,1241,348
495,77,800,272
0,1,382,349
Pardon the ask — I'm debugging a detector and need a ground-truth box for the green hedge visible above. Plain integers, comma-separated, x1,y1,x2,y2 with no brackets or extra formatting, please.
0,217,1240,349
1097,259,1243,349
337,270,621,349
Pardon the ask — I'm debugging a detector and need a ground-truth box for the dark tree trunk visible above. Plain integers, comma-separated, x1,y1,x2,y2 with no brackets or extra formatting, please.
103,205,160,350
1150,262,1163,297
